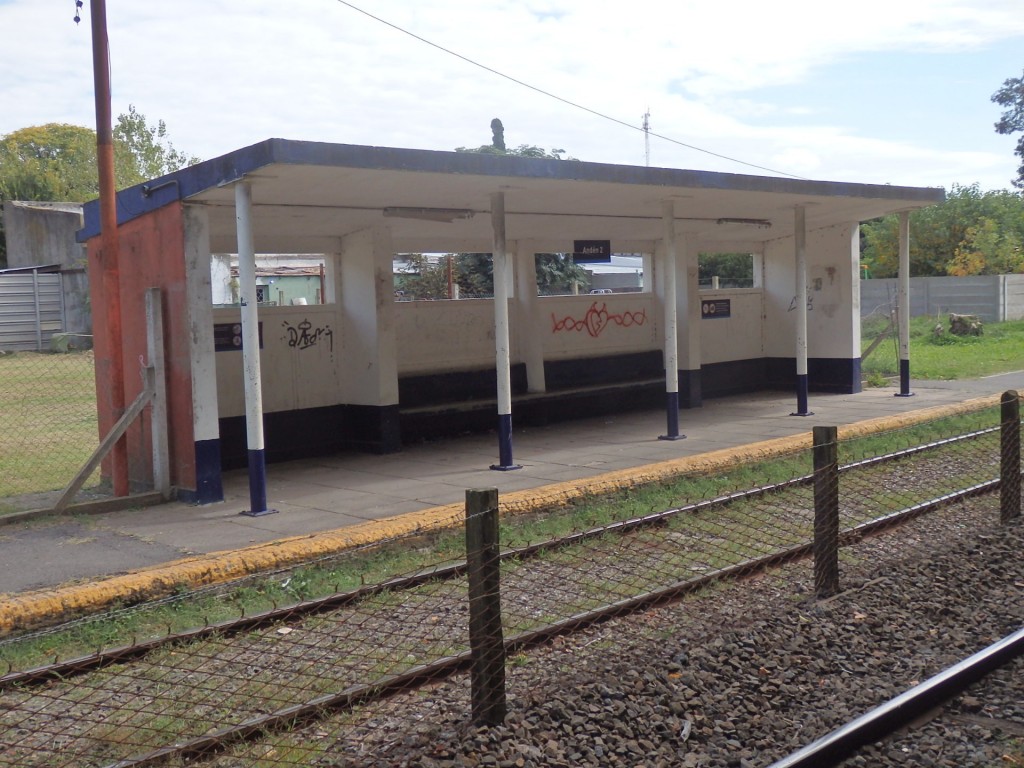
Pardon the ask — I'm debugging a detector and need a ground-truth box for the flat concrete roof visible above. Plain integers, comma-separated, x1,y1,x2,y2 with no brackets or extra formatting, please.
79,139,944,253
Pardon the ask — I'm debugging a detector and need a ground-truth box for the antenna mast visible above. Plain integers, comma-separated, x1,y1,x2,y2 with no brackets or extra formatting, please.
642,109,651,167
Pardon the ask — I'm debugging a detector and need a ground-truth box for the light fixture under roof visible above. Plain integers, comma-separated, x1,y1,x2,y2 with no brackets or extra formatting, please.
383,206,476,223
716,217,772,229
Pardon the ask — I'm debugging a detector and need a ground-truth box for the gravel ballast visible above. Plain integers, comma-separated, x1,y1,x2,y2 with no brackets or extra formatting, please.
249,501,1023,768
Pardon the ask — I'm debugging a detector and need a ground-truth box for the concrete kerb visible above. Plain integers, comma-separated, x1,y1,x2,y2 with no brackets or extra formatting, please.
0,395,999,636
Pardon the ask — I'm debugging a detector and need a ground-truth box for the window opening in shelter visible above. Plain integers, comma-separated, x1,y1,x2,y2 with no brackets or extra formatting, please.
698,253,757,290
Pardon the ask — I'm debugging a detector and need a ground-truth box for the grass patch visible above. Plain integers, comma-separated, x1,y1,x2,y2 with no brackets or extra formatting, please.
0,351,100,501
862,316,1024,380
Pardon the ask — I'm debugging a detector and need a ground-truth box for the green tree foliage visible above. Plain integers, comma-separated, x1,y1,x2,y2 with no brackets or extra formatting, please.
698,253,754,285
455,118,572,160
0,123,101,202
992,70,1024,190
395,253,454,300
860,184,1024,277
0,106,197,265
113,104,199,181
535,253,589,295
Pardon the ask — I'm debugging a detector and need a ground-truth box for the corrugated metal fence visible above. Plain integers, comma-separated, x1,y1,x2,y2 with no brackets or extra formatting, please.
0,272,64,352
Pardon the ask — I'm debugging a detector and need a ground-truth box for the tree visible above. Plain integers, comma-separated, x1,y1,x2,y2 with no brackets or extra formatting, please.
992,71,1024,190
455,117,572,160
114,104,199,181
859,184,1024,277
535,253,589,295
698,253,754,285
0,106,198,265
395,253,453,299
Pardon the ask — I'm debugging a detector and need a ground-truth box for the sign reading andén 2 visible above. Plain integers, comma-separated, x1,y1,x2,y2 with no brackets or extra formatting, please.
572,240,611,263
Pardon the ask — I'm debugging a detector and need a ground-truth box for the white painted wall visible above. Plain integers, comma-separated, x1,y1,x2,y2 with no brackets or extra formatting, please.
763,223,859,359
542,293,659,360
697,289,764,364
395,298,511,375
214,304,341,418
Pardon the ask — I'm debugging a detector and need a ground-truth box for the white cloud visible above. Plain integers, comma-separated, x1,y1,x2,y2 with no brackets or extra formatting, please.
1,0,1022,190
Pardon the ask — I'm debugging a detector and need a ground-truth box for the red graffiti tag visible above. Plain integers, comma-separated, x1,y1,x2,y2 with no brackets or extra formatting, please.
551,302,647,338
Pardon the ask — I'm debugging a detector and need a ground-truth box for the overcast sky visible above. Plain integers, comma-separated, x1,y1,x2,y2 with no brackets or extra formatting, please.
1,0,1022,192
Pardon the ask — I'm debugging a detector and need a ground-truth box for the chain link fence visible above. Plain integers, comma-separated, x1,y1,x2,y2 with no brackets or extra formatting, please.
0,349,100,512
0,395,1020,766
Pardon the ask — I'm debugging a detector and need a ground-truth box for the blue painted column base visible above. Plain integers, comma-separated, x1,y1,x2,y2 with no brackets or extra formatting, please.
490,413,522,471
791,374,814,416
895,358,914,397
659,391,686,441
240,447,279,517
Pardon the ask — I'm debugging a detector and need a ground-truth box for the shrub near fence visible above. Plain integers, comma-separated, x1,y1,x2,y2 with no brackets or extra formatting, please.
0,396,1020,766
0,350,100,508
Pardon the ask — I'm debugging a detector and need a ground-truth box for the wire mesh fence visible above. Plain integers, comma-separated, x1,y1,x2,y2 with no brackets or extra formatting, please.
0,349,100,510
0,394,1020,767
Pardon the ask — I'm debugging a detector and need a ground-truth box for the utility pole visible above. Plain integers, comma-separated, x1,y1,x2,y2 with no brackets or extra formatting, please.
87,0,129,495
642,109,651,167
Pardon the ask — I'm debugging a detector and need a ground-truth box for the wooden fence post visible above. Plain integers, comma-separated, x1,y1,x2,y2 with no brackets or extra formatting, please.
1001,390,1021,524
466,487,506,725
813,426,840,598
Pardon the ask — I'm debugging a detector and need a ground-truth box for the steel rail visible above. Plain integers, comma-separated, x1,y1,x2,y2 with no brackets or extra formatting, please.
767,625,1024,768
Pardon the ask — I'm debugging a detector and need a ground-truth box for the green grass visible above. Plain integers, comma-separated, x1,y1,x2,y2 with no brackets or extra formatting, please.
0,351,100,501
862,316,1024,380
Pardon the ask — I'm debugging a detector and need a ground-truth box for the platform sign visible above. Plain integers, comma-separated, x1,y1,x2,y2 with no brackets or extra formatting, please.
701,299,731,319
572,239,611,263
214,321,264,351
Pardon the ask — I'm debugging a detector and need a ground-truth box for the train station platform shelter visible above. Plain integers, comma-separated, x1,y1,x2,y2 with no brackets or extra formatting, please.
78,139,944,506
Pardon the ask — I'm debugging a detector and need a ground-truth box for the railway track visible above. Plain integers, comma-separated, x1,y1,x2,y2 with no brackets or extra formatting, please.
0,424,1017,768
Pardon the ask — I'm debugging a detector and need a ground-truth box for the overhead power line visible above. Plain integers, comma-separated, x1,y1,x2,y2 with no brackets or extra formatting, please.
333,0,808,180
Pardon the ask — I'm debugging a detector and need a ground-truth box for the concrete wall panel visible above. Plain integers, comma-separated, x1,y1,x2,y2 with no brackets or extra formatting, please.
861,275,1024,323
697,289,763,364
763,223,858,359
395,299,504,375
214,304,342,418
541,294,659,360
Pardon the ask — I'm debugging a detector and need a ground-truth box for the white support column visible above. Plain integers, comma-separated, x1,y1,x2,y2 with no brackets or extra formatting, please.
659,199,684,440
514,241,546,393
793,205,812,416
491,191,520,469
235,181,275,515
896,211,913,397
678,231,702,407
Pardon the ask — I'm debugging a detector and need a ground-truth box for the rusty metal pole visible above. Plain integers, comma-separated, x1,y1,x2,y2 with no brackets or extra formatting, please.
90,0,128,496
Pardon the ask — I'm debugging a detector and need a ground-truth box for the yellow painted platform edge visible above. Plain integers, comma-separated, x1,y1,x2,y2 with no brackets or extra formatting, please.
0,394,999,635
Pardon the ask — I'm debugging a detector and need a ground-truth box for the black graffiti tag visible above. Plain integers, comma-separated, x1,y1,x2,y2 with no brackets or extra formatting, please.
282,318,334,352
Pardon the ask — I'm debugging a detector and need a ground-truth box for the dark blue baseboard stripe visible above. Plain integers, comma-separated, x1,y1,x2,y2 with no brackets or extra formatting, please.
659,391,685,440
491,413,521,470
794,374,811,416
897,358,913,397
243,448,273,516
178,438,224,505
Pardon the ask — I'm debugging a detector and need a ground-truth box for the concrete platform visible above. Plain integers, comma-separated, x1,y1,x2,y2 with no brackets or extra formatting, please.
0,374,1020,633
